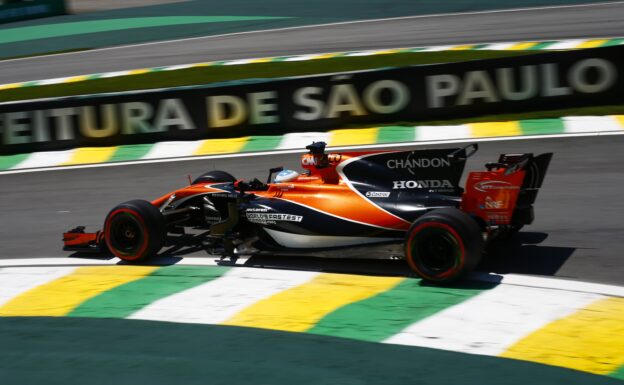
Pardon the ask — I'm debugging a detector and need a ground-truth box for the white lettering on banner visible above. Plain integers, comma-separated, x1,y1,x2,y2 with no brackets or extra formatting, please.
363,80,410,114
569,58,617,93
80,104,118,138
326,84,366,118
122,102,153,134
458,71,500,105
208,92,280,127
154,99,195,131
427,74,460,108
293,87,324,120
49,108,77,140
498,66,538,101
293,80,410,120
208,95,247,128
32,110,48,142
3,111,30,145
426,58,618,108
392,180,453,189
1,99,201,145
249,91,278,124
543,63,571,97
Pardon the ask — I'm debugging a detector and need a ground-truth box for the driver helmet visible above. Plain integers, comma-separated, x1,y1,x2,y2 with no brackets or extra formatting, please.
274,169,300,183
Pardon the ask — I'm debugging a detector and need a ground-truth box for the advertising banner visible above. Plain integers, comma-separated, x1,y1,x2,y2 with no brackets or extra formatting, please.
1,45,622,155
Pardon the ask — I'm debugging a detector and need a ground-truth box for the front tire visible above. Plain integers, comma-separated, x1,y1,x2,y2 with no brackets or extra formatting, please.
104,200,166,262
405,208,483,283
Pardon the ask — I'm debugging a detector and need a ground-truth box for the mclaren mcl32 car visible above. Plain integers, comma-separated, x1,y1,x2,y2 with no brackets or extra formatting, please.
64,142,552,283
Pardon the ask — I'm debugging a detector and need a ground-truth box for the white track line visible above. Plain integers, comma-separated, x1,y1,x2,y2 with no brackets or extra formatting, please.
2,130,623,176
2,1,623,64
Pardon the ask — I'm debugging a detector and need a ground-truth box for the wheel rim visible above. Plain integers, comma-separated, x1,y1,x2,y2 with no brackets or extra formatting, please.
108,213,145,256
410,227,461,278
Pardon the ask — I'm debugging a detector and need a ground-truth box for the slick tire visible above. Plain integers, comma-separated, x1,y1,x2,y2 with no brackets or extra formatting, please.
192,170,236,185
405,208,484,283
104,200,166,262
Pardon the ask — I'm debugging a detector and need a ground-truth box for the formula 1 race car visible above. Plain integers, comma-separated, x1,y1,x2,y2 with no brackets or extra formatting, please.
63,142,552,283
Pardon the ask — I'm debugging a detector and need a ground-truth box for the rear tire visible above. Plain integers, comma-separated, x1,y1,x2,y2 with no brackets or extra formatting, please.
104,200,166,262
405,208,483,283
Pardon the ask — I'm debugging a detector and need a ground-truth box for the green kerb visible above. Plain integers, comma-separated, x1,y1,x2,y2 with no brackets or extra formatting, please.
109,144,154,162
376,126,416,143
610,365,624,381
601,38,624,47
530,41,558,50
0,153,28,170
67,265,230,318
307,279,497,342
519,119,565,135
241,136,284,152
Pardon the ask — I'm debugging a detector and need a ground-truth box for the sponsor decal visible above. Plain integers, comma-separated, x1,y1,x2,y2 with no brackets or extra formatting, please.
387,155,451,174
484,196,505,209
301,155,317,166
474,180,519,192
210,192,238,199
365,191,391,198
487,213,510,225
392,180,453,190
328,154,342,163
246,207,269,212
246,212,303,224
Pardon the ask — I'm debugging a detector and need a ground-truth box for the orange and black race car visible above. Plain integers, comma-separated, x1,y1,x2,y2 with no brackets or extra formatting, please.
64,142,552,283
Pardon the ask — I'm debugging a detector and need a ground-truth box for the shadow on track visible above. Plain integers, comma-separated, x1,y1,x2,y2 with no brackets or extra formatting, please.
67,230,577,279
482,232,577,277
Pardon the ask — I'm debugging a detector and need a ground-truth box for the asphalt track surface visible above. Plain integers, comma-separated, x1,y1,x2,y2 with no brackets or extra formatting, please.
1,134,623,286
1,3,624,83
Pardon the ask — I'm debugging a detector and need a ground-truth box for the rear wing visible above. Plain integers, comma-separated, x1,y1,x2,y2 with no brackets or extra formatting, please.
462,152,553,227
